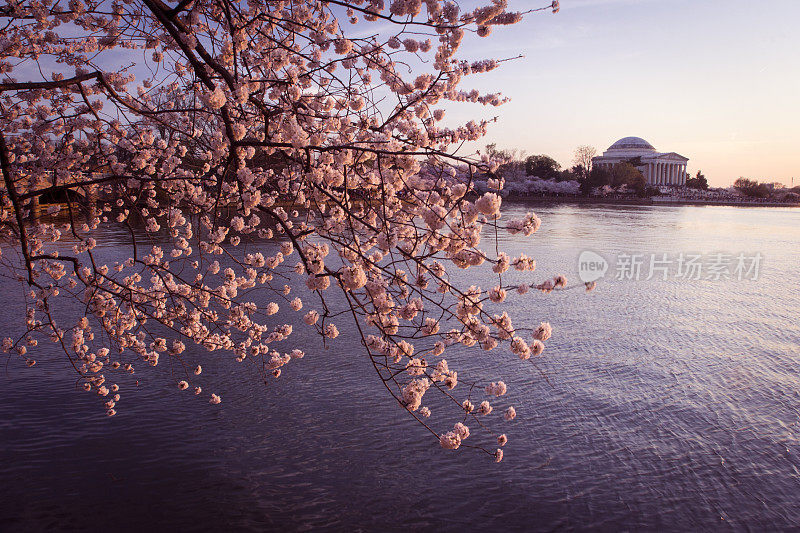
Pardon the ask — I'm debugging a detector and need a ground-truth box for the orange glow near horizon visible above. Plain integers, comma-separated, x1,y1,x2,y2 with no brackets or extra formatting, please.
451,0,800,188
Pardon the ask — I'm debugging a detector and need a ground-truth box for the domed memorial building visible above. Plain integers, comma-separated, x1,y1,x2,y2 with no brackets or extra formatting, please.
592,137,689,186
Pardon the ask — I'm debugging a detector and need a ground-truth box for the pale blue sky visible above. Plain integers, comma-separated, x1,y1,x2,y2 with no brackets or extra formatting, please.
449,0,800,187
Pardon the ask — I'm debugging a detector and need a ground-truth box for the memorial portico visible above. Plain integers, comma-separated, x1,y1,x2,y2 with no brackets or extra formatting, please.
592,137,689,186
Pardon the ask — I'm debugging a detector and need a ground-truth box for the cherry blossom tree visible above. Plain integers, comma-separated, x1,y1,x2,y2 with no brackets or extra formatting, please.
0,0,569,461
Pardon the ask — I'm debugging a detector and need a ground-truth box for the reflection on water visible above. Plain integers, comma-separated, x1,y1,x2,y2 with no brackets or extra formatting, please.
2,203,800,531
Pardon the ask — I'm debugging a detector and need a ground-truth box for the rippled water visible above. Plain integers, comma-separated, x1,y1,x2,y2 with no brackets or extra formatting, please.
2,203,800,531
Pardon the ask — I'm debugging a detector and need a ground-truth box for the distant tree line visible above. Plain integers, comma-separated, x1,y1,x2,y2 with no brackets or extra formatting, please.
686,171,708,190
485,144,583,182
733,178,789,198
486,144,660,197
580,163,651,197
487,144,799,202
486,144,653,197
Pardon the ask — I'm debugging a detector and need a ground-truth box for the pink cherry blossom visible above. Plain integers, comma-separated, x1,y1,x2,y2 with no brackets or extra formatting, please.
0,0,564,461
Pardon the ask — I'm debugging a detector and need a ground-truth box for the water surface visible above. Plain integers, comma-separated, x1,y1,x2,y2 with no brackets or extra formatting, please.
2,203,800,531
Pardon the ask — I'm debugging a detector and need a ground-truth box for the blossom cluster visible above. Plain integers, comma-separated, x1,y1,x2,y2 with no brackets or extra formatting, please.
0,0,564,460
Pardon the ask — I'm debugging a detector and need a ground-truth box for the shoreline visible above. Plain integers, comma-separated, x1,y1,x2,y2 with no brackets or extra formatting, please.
502,195,800,208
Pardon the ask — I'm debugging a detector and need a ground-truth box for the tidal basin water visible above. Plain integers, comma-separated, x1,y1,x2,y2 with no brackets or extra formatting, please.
2,202,800,531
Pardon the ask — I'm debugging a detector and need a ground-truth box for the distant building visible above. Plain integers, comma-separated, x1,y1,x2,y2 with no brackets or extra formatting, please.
592,137,689,186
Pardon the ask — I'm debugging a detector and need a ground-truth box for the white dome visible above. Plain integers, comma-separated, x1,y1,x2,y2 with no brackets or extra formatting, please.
607,137,656,152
